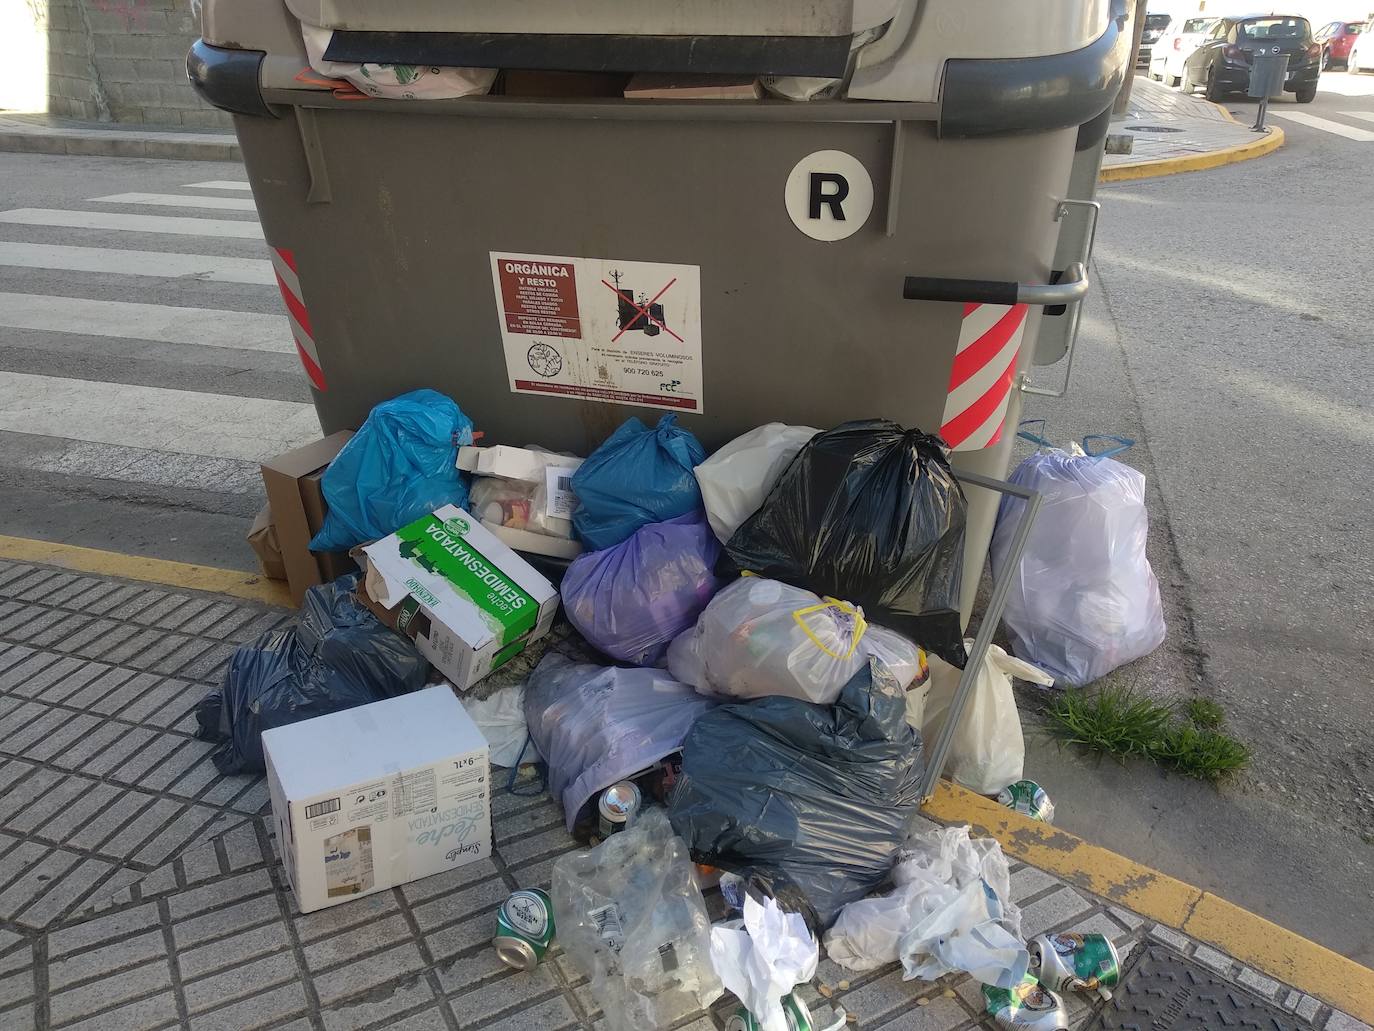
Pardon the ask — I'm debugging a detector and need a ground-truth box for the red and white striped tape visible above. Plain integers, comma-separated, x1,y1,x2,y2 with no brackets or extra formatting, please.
269,246,326,391
939,301,1028,451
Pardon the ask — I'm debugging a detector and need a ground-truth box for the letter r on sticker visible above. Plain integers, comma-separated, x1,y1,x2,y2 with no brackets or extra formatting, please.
809,173,850,220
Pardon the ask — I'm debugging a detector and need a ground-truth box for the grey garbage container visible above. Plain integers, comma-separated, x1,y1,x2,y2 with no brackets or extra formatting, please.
1249,53,1291,98
188,0,1129,619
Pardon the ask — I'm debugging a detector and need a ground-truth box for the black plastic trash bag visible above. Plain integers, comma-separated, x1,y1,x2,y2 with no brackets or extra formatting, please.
666,658,924,928
723,419,968,668
195,574,429,775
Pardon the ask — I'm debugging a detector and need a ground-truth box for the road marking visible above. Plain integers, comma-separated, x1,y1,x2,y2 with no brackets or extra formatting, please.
0,241,274,286
0,208,264,240
0,371,320,462
1266,110,1374,141
0,292,291,353
1342,111,1374,125
182,180,252,191
0,242,274,285
91,192,258,212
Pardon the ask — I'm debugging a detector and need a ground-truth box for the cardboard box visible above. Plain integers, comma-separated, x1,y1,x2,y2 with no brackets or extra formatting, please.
247,504,286,581
260,431,357,605
499,70,630,97
456,444,582,484
624,74,764,100
359,505,559,691
264,686,491,914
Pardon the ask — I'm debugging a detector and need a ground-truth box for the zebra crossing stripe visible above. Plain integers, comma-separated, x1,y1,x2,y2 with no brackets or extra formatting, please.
268,246,326,391
91,192,258,212
0,208,263,240
0,242,275,284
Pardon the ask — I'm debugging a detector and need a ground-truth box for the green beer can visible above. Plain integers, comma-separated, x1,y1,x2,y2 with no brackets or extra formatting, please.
493,888,555,971
997,780,1055,824
1029,932,1121,996
724,993,814,1031
983,974,1070,1030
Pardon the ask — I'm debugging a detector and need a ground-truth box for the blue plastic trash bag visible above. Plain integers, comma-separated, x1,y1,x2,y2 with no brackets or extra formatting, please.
989,434,1166,687
310,389,474,552
562,512,722,665
193,574,429,774
571,415,706,552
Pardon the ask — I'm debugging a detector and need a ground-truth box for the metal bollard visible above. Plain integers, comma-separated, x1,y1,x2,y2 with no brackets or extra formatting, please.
1248,52,1290,131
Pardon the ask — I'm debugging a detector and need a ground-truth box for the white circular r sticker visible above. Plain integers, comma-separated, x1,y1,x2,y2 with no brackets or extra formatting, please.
784,150,874,241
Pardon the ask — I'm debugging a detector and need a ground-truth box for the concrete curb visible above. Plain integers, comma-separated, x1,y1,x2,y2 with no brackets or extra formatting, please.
925,782,1374,1024
0,127,240,162
1100,123,1284,182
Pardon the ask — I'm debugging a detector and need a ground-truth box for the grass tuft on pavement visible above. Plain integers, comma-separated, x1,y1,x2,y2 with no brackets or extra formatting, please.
1046,687,1249,782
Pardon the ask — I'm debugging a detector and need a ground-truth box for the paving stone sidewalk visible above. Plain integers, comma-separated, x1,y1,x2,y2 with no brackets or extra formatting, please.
1104,75,1269,168
1,559,1367,1031
0,115,240,161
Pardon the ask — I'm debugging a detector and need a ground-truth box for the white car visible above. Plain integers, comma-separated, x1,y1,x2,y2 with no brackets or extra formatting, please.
1351,29,1372,72
1149,15,1219,86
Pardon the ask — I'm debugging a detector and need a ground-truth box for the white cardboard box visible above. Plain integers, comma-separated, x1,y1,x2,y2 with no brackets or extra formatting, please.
456,444,582,483
359,505,559,691
264,686,491,914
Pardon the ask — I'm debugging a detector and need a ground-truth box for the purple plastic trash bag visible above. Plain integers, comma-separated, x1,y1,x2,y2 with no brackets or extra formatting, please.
562,512,722,665
524,653,716,830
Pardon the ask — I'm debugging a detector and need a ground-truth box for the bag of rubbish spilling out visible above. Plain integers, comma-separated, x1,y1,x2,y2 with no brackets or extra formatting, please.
562,512,722,666
552,808,722,1031
723,419,968,669
666,577,927,706
667,658,924,928
824,824,1028,989
693,423,817,543
311,389,475,553
990,433,1166,686
194,574,429,775
919,640,1053,795
571,414,706,552
524,654,715,831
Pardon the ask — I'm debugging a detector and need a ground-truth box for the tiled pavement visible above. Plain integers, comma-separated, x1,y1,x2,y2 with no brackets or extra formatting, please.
1,559,1368,1031
1103,75,1265,167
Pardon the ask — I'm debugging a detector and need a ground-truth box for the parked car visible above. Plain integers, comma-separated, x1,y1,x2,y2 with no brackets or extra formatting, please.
1181,14,1321,103
1347,24,1372,71
1150,15,1219,85
1314,20,1365,69
1138,12,1175,67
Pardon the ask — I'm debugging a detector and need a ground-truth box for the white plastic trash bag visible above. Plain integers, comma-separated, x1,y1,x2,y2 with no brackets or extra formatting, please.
710,894,818,1031
458,685,528,768
666,577,927,705
694,424,817,543
301,23,495,100
990,440,1167,686
921,639,1051,795
823,825,1028,988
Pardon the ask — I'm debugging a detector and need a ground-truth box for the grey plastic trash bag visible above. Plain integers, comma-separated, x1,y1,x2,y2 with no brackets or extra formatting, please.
667,659,924,927
552,808,722,1031
194,574,429,775
990,439,1166,686
524,654,715,830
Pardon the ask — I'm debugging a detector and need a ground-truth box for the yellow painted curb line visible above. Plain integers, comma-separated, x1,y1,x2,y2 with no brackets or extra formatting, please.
0,534,292,608
924,782,1374,1023
1100,123,1284,182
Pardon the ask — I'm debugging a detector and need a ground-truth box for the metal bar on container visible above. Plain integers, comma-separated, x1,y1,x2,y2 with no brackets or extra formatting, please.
918,470,1041,801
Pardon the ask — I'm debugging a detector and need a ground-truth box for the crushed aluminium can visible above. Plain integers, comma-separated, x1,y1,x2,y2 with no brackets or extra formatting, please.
983,974,1070,1030
492,888,555,971
997,779,1056,824
724,992,817,1031
597,781,642,838
1029,932,1121,995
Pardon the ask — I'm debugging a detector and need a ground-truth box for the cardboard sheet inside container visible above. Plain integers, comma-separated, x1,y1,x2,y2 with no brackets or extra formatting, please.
359,505,559,691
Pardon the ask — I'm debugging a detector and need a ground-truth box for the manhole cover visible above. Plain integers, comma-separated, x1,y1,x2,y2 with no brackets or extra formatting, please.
1091,944,1311,1030
1125,124,1186,133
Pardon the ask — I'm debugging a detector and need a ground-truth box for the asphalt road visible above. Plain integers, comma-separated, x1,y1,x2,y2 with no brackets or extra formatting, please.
0,70,1371,961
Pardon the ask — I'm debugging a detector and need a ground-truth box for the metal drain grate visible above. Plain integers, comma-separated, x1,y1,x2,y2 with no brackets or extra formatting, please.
1092,944,1311,1030
1124,124,1186,133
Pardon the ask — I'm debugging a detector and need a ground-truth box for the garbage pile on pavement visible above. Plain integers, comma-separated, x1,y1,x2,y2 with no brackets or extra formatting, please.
221,390,1166,1029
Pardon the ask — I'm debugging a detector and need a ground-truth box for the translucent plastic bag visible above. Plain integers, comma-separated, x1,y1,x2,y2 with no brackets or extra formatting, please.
562,512,721,665
301,22,496,99
571,415,706,552
194,575,429,775
459,685,528,768
666,577,926,705
552,808,722,1031
824,825,1027,988
667,660,924,927
524,654,715,830
694,423,817,543
311,389,474,552
921,640,1052,795
990,435,1166,686
724,420,968,668
469,476,572,540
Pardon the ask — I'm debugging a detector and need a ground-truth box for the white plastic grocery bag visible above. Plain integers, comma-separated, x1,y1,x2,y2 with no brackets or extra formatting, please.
990,435,1167,686
920,639,1052,795
301,23,496,100
694,424,817,543
710,894,818,1031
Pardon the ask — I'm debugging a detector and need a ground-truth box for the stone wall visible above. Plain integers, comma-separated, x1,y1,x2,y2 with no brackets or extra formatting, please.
27,0,231,128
